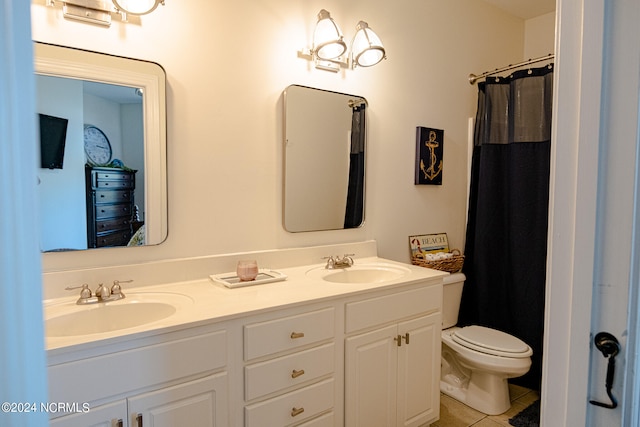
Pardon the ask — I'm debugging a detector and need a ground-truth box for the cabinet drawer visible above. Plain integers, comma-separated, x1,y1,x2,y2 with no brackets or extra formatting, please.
49,329,227,405
95,171,134,186
95,179,134,189
244,378,334,427
345,285,442,333
96,171,134,181
96,217,131,233
96,189,132,204
95,203,132,220
245,343,334,400
296,412,335,427
244,308,334,361
96,230,132,247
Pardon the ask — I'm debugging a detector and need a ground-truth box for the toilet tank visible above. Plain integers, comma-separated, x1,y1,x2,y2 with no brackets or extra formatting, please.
442,272,465,329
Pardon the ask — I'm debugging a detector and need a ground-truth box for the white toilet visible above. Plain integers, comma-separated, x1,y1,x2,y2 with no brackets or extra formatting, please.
440,272,533,415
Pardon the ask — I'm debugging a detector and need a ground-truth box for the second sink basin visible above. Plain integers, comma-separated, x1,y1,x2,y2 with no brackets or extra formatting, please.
306,263,411,284
45,292,194,337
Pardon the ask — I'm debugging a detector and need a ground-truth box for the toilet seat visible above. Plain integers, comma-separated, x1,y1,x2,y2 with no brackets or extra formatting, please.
451,326,532,358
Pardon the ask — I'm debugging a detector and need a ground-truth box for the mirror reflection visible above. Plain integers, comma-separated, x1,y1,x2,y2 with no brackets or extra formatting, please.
34,42,168,251
283,85,366,232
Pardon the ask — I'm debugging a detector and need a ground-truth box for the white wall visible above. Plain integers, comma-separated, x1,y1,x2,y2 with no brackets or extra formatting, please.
525,12,556,59
83,92,123,160
32,0,529,276
121,103,145,220
36,75,86,251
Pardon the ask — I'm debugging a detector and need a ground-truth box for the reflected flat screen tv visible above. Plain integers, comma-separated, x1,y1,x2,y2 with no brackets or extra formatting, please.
39,113,68,169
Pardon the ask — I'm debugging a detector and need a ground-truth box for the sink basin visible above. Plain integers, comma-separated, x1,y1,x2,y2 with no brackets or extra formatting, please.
45,292,193,337
306,264,410,284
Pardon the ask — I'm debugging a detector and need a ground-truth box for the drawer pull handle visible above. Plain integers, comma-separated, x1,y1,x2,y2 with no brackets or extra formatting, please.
404,332,410,344
291,369,305,378
136,413,143,427
290,331,305,339
291,407,305,417
394,334,402,347
116,419,123,427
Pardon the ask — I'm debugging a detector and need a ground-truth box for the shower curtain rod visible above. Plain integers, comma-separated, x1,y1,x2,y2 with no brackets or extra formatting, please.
468,53,554,85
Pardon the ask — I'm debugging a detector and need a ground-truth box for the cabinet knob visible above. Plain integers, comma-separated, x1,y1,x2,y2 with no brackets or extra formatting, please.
136,413,143,426
290,331,305,339
291,407,305,417
291,369,305,378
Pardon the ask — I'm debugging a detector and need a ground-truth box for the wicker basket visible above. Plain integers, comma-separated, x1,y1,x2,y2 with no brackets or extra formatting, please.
412,249,464,273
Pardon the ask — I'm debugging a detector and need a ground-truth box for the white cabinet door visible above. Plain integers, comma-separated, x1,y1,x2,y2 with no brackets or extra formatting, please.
345,313,441,427
396,313,441,427
128,373,228,427
49,400,127,427
345,324,398,427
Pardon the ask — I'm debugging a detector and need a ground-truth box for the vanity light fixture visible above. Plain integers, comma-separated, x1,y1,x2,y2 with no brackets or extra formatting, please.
313,9,347,61
112,0,165,16
299,9,387,72
46,0,164,25
350,21,386,67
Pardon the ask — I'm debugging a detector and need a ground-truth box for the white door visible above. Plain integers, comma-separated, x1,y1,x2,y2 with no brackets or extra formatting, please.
544,0,640,426
583,0,640,425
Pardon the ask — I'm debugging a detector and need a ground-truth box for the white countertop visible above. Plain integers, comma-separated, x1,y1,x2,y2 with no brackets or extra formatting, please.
43,257,448,355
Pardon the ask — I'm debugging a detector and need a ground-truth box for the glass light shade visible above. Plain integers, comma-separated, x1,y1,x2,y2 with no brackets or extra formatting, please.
112,0,163,15
313,9,347,60
351,21,386,67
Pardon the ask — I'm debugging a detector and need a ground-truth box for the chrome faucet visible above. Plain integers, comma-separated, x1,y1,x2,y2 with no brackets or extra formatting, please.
65,280,131,305
324,254,355,269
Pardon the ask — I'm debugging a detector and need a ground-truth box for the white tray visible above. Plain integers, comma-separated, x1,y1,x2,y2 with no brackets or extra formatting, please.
209,269,288,288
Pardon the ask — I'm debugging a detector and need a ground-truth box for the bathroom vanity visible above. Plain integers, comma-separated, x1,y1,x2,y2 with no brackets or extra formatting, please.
44,253,446,427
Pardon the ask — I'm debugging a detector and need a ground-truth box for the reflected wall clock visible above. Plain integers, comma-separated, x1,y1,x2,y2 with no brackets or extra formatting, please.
83,124,112,166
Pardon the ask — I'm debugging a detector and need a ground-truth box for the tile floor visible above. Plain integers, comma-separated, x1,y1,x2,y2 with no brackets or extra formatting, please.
429,384,540,427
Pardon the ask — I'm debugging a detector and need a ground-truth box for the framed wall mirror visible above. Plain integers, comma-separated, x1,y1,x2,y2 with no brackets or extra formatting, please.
34,42,167,251
283,85,366,232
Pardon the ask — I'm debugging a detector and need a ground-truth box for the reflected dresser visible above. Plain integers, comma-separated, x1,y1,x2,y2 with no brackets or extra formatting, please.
85,165,137,248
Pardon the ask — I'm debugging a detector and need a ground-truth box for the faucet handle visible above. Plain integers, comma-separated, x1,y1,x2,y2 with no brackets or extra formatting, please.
65,283,92,299
65,284,95,304
336,254,355,264
111,279,132,296
323,256,336,269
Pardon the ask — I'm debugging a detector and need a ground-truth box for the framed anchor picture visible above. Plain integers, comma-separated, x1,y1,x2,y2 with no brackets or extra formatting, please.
415,126,444,185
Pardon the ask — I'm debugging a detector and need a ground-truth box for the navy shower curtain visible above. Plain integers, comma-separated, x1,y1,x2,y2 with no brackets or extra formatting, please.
459,65,553,390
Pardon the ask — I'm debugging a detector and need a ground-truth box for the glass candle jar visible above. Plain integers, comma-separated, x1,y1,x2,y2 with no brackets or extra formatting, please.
237,260,259,281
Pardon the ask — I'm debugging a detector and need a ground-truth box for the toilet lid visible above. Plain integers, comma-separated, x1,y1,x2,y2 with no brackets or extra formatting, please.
452,326,532,358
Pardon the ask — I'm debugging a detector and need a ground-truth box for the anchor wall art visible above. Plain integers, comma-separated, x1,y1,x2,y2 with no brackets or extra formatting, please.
415,126,444,185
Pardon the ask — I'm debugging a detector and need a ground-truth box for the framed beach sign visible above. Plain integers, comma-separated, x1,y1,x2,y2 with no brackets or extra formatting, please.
409,233,449,258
